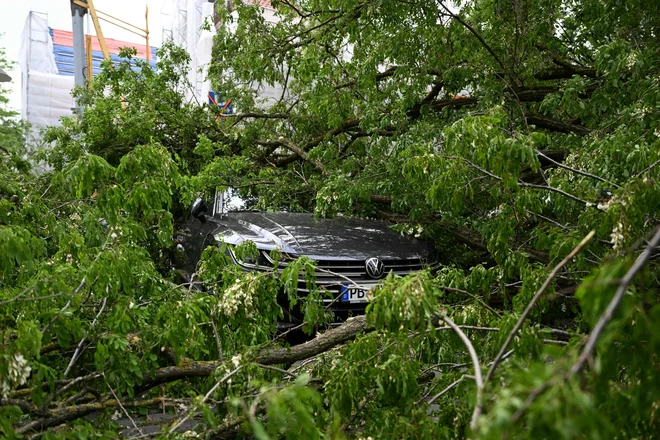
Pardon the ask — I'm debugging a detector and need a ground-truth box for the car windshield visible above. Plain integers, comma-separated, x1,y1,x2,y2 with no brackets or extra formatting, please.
215,188,257,213
225,189,246,211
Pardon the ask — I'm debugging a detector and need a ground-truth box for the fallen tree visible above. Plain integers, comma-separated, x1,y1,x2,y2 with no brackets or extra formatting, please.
2,0,660,438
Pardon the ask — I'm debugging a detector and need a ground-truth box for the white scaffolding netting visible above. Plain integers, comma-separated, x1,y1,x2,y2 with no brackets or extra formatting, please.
19,13,75,133
166,0,284,107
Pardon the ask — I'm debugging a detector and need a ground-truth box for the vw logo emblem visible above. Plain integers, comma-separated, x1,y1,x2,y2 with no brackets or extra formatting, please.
365,257,385,278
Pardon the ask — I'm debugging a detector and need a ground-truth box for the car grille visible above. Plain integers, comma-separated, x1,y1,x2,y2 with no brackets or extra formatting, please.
229,249,436,311
293,257,435,301
314,258,427,274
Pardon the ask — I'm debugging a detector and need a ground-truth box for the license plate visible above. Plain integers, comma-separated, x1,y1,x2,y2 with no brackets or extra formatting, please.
340,284,373,303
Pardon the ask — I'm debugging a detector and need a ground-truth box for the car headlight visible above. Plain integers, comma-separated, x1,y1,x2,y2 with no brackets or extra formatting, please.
228,246,272,269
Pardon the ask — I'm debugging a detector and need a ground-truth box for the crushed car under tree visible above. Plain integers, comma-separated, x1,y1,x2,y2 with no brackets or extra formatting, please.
174,191,437,327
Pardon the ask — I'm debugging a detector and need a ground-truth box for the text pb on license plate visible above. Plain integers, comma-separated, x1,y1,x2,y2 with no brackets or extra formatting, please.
341,284,374,303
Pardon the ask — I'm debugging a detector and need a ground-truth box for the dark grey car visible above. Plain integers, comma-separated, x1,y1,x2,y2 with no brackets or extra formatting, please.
175,192,437,326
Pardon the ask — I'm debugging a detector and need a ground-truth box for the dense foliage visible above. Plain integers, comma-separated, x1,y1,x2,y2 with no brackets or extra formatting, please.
1,0,660,438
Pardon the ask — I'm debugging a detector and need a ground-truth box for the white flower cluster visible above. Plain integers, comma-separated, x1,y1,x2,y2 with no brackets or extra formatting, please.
218,275,256,317
597,195,627,212
109,225,123,240
0,352,32,399
611,221,626,252
318,192,338,205
215,354,243,386
487,207,503,218
395,282,425,325
402,224,424,237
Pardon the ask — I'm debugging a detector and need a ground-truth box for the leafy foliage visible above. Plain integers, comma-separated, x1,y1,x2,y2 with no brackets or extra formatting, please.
2,0,660,438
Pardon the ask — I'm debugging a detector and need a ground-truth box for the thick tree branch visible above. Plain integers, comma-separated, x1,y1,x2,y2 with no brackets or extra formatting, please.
429,96,479,112
335,66,398,90
335,66,443,90
534,66,598,80
535,42,593,72
140,315,369,391
526,113,592,135
278,138,327,173
407,81,446,118
16,397,164,434
257,118,361,168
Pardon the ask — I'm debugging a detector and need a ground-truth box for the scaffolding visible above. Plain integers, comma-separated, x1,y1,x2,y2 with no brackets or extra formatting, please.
19,11,158,141
19,12,74,135
163,0,212,102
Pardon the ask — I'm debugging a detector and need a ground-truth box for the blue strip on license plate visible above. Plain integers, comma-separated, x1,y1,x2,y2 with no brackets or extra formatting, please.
341,284,370,302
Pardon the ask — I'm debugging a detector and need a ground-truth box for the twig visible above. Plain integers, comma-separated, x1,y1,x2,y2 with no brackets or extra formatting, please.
510,379,555,424
542,339,568,346
1,291,68,305
0,284,38,306
428,376,465,404
535,149,614,186
61,386,98,407
247,394,264,433
527,210,571,231
421,362,469,374
40,184,52,199
489,349,514,367
106,379,143,437
439,286,502,317
634,158,660,178
569,226,660,375
209,314,223,361
435,314,484,431
355,338,400,367
185,272,198,299
288,355,321,375
167,365,243,435
431,325,500,333
40,372,103,411
541,327,572,340
518,182,593,207
254,363,298,379
42,236,110,334
436,1,507,74
64,297,107,377
457,157,595,207
485,230,595,384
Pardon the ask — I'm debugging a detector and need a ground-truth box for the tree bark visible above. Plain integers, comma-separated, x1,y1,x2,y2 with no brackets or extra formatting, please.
139,316,369,391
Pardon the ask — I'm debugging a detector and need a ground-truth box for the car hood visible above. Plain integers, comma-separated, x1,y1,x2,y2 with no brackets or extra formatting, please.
210,212,432,260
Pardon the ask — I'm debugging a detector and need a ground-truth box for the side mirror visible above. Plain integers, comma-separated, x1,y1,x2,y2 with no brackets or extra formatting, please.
191,197,208,222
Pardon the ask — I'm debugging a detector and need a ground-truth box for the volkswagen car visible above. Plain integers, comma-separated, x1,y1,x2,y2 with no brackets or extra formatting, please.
174,190,437,327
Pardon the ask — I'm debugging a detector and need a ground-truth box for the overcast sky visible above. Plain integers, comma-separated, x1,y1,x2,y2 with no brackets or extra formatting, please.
0,0,167,111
